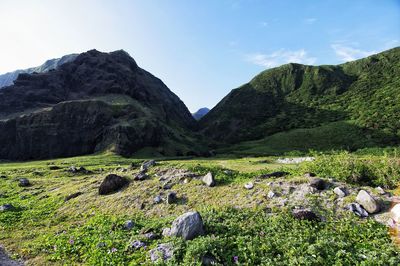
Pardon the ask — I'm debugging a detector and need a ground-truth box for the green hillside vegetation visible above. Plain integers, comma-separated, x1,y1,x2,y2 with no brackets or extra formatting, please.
201,47,400,153
0,152,400,264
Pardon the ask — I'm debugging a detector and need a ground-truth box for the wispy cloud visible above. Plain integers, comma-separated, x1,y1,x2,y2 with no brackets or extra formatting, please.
331,44,377,62
304,18,317,24
260,21,269,27
246,49,317,68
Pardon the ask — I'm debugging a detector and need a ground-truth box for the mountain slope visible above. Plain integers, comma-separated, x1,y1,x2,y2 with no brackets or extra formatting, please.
200,47,400,150
0,54,78,88
192,107,210,120
0,49,205,160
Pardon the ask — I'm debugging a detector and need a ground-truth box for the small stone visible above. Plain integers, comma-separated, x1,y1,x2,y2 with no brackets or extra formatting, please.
0,204,15,211
124,220,134,230
202,172,215,187
0,175,7,179
309,178,326,190
183,178,190,184
375,187,386,195
64,192,83,202
223,170,233,175
201,253,218,265
244,182,254,189
154,195,162,204
162,228,171,237
18,178,31,187
130,240,146,249
49,165,62,170
346,203,369,218
96,242,106,248
134,171,148,181
149,243,174,262
292,208,320,221
267,191,275,199
356,190,380,214
167,192,178,204
162,183,173,190
144,232,158,240
333,187,347,198
140,160,156,172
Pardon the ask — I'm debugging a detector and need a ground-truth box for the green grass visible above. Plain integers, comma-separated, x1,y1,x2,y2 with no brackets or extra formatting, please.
0,152,400,265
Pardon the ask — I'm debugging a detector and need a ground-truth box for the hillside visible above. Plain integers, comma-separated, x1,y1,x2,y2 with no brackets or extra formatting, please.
0,50,206,160
200,47,400,152
0,54,78,89
192,107,210,120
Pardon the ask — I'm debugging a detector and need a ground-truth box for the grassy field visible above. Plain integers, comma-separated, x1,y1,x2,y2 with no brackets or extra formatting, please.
0,152,399,265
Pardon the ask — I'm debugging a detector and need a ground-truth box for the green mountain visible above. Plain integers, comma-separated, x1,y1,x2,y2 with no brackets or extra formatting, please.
200,47,400,153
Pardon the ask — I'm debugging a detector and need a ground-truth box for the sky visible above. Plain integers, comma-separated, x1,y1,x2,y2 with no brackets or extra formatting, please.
0,0,399,112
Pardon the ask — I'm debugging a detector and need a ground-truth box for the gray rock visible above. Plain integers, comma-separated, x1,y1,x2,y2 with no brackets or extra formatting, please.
267,191,276,199
304,172,316,178
333,187,347,198
167,192,178,204
309,178,326,190
202,172,215,187
201,253,218,265
149,243,174,262
98,174,129,195
346,203,369,218
167,211,204,240
0,204,15,212
140,160,156,172
134,171,148,181
18,178,30,187
375,186,386,195
356,190,380,214
162,227,171,237
130,240,146,249
144,232,158,240
154,195,162,204
124,220,134,230
244,182,254,189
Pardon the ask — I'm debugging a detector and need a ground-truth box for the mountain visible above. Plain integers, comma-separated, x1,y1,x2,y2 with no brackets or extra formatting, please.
200,47,400,153
192,107,210,120
0,54,78,88
0,49,206,160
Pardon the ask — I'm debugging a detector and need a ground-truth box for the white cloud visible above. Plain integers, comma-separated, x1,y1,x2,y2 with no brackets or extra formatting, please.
304,18,317,24
331,44,377,62
245,49,317,68
260,21,269,27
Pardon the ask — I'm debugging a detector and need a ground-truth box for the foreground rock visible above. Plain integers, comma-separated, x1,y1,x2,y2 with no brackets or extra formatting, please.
0,204,15,212
346,203,369,218
202,172,215,187
98,174,129,195
18,178,30,187
167,192,178,204
163,211,204,240
0,246,23,266
333,187,347,198
391,203,400,223
149,243,174,262
133,171,148,181
64,192,83,202
356,190,380,214
140,160,156,172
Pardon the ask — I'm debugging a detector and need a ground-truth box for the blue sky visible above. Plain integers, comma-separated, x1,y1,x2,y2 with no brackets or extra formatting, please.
0,0,399,111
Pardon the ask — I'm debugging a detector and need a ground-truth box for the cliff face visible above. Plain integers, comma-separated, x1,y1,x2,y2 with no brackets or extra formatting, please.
0,50,204,160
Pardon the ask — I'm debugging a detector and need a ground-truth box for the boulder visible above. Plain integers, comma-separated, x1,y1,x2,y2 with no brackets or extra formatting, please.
292,208,320,221
375,187,386,195
143,232,159,240
149,243,174,262
130,240,146,250
202,172,215,187
140,160,156,172
346,203,368,218
267,191,276,199
166,211,204,240
167,192,178,204
98,174,129,195
333,187,347,198
0,204,15,212
154,195,162,204
18,178,30,187
356,190,380,214
304,172,316,178
391,203,400,223
124,220,134,230
309,178,326,190
0,175,7,179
